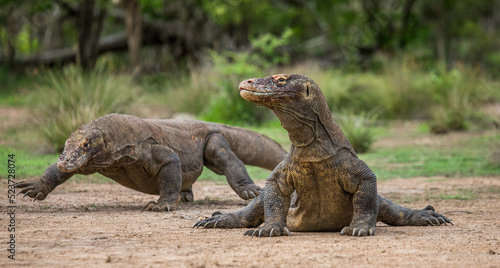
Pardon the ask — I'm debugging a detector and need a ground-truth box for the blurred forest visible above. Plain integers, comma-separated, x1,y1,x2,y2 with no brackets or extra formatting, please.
1,0,500,151
2,0,500,71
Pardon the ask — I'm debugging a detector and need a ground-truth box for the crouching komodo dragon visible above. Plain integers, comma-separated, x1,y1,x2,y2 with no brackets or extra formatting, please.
195,74,452,236
15,114,286,211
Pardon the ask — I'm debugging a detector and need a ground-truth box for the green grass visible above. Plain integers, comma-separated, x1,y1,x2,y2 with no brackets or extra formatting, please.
0,146,59,178
0,146,111,183
2,123,498,184
360,133,500,180
434,189,479,200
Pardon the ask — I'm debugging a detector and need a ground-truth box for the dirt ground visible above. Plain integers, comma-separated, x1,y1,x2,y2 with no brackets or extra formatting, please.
2,176,499,267
1,105,499,267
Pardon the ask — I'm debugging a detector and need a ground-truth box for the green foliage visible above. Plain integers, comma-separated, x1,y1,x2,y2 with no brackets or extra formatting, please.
0,66,31,106
376,58,432,119
334,111,378,153
31,66,140,152
164,47,294,125
426,65,491,133
309,58,497,134
250,28,294,65
163,67,219,116
201,51,271,124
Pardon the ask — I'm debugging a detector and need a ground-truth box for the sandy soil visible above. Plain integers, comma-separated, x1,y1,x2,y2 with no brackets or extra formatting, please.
2,176,499,267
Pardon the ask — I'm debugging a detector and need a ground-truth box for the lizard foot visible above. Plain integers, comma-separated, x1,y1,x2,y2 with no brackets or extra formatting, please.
238,184,262,200
180,191,194,202
14,180,49,201
193,211,242,229
243,224,290,238
340,222,376,237
407,205,453,226
144,200,176,212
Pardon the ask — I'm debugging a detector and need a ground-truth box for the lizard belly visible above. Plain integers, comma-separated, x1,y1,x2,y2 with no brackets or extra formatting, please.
177,152,205,191
98,164,160,195
287,161,353,232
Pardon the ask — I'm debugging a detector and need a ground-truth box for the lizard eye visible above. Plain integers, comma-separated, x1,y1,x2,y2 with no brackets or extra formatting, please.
83,142,89,148
278,78,286,83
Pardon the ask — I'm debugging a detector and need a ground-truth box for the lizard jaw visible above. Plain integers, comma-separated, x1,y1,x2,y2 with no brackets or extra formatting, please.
57,152,89,172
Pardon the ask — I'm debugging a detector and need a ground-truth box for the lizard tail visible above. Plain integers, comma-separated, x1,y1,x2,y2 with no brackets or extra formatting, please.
219,126,287,170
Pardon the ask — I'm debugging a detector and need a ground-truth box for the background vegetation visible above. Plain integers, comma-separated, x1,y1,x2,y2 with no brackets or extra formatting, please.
0,0,499,180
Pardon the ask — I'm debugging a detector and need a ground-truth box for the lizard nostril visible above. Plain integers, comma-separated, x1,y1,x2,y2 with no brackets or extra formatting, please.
246,79,254,83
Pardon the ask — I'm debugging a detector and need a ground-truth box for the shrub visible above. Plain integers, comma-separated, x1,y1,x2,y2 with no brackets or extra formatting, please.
165,51,274,125
426,65,491,133
333,111,378,153
163,30,294,125
201,51,274,124
32,66,140,152
378,58,432,119
164,67,219,116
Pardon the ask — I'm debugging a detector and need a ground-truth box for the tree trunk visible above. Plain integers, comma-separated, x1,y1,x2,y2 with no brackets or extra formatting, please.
434,0,451,67
77,0,106,71
122,0,142,69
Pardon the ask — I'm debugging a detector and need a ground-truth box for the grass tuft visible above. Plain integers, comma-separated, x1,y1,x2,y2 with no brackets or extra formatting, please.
334,111,378,153
31,66,140,152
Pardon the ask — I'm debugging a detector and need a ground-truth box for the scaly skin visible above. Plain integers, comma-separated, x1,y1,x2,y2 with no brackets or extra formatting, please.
194,74,452,236
15,114,286,211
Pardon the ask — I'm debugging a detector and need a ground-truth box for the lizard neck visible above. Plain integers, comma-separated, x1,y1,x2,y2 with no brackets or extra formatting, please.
274,107,336,162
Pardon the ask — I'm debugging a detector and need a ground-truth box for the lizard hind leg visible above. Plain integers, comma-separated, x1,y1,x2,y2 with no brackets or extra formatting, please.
377,196,453,226
203,133,262,200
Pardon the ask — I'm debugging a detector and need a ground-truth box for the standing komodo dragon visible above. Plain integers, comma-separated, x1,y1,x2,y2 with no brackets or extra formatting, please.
15,114,286,211
195,74,452,236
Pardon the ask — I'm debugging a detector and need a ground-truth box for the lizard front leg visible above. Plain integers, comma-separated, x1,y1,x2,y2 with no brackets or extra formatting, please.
15,163,75,201
203,133,262,200
339,154,379,237
194,194,265,229
145,145,182,212
244,167,293,237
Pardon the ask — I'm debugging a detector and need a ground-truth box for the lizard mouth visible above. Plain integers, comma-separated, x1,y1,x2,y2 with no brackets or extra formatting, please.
239,88,284,104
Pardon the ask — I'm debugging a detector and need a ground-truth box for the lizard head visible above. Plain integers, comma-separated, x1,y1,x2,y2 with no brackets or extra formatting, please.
239,74,320,109
57,128,105,172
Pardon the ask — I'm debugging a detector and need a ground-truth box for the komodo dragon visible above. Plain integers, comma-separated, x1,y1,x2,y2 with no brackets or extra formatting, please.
15,114,286,211
195,74,452,236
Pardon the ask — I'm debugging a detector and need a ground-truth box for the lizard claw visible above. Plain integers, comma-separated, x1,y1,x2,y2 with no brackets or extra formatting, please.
193,212,242,229
244,224,290,238
341,225,375,237
284,227,290,236
238,185,262,200
408,208,452,226
144,200,175,212
352,228,358,237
